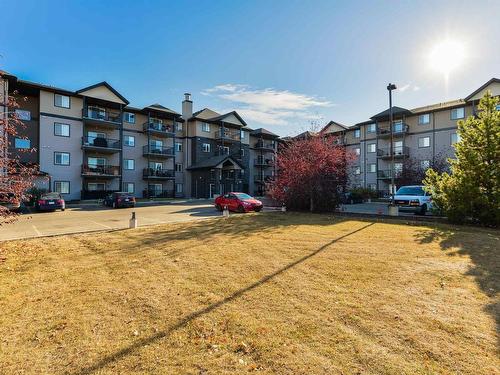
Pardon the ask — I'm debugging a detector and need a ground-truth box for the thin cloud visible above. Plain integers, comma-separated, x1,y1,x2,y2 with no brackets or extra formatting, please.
201,84,333,126
398,83,421,93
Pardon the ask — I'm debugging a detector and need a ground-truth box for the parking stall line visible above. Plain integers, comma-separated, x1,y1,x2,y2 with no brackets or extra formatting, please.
88,221,113,229
31,225,42,236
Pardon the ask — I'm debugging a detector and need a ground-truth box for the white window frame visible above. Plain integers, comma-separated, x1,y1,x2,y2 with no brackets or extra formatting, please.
123,112,135,123
369,163,376,173
175,122,183,132
354,129,361,138
176,183,183,194
87,182,105,191
451,107,465,120
54,152,70,165
123,182,135,193
367,123,376,133
418,113,430,125
451,132,461,145
54,122,70,137
124,159,135,170
54,94,70,108
367,143,376,153
202,143,211,153
418,136,430,148
175,163,183,172
201,122,210,132
175,142,182,152
354,147,360,156
54,181,70,194
124,135,135,147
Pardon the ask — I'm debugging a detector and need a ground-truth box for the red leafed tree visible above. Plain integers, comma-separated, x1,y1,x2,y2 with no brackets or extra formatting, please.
1,72,38,223
269,134,353,212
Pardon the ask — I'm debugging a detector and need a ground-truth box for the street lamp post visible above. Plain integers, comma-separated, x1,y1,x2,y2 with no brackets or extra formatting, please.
387,83,399,216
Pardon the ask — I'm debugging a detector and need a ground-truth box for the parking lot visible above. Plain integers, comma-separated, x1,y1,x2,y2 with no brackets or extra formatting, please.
0,200,219,241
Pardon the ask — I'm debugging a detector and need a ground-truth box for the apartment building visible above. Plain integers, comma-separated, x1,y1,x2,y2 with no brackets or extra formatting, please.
1,72,278,200
321,78,500,194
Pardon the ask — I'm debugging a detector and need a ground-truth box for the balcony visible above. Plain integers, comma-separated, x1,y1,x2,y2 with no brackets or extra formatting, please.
254,141,275,151
82,107,121,129
81,189,118,200
142,122,175,137
377,169,402,180
82,136,121,153
254,158,274,167
377,122,409,138
143,189,174,198
214,129,240,143
254,175,274,184
142,145,175,158
143,168,175,180
81,164,120,178
377,146,409,159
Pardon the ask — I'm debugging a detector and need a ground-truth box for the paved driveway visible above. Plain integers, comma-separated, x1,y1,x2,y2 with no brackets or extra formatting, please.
0,201,219,241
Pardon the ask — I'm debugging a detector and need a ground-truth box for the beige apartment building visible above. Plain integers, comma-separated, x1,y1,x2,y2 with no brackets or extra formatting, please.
322,78,500,194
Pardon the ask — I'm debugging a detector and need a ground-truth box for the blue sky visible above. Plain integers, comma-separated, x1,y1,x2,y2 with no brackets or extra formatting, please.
1,0,499,136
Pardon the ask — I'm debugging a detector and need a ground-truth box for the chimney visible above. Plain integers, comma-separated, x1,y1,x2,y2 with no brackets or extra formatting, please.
182,93,192,120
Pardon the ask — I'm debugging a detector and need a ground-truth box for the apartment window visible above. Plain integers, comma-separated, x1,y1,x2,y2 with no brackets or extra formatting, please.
123,112,135,123
496,104,500,111
240,130,245,140
87,183,105,191
367,143,376,153
420,160,430,170
202,143,211,153
176,183,183,194
15,109,31,121
123,183,135,194
54,122,70,137
124,159,135,170
14,138,31,149
149,161,162,169
124,135,135,147
223,146,230,155
368,163,376,173
354,166,361,175
175,122,183,132
418,136,430,148
354,147,360,156
451,132,461,145
201,122,210,132
451,107,465,120
54,152,70,165
367,123,376,133
175,163,183,172
54,181,70,194
368,183,376,191
354,129,361,138
418,113,430,125
175,142,182,152
54,94,70,108
240,148,245,157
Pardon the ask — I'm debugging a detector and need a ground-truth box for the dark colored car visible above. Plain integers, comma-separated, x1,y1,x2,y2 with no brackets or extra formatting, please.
0,192,21,212
214,192,263,213
103,192,136,208
36,192,65,211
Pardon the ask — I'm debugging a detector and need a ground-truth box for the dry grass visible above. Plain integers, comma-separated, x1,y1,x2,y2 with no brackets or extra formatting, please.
0,213,498,374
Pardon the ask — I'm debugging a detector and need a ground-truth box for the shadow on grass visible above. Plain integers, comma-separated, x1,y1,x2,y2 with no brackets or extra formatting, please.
73,219,375,374
414,226,500,348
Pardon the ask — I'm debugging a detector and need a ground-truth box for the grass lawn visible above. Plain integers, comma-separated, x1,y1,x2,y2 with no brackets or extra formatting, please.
0,213,498,374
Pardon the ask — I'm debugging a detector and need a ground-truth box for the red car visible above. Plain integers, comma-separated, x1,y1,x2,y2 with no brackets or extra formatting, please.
215,192,263,213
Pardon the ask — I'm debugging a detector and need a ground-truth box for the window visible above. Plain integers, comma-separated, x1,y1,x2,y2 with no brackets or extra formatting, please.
202,143,211,153
14,138,31,149
124,135,135,147
54,152,70,165
420,160,430,170
451,107,465,120
354,147,360,156
367,123,376,133
354,166,361,175
418,113,430,125
15,109,31,121
123,183,135,194
124,159,135,170
451,132,461,144
176,183,183,194
87,183,105,191
175,163,183,172
123,112,135,123
368,183,376,190
240,148,245,157
201,122,210,132
223,146,230,155
149,161,163,169
175,122,183,132
367,143,376,153
496,104,500,111
88,157,106,168
240,130,245,140
54,94,70,108
54,181,70,194
369,163,376,173
354,129,360,138
175,142,182,152
54,122,70,137
418,136,430,148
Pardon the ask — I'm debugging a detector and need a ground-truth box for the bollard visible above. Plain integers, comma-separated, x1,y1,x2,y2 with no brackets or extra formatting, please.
129,211,138,228
281,204,286,212
223,205,229,218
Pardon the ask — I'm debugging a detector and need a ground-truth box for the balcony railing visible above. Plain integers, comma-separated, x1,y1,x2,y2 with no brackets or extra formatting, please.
377,169,403,179
377,146,409,158
254,175,274,183
254,158,274,167
82,107,121,125
143,168,175,179
143,189,174,198
254,141,275,151
81,164,120,177
214,129,240,142
142,145,175,157
377,122,409,137
81,189,118,200
82,136,121,150
142,122,175,136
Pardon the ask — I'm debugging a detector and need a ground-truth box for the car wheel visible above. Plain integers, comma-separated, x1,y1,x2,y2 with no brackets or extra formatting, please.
237,205,245,213
215,204,222,211
61,208,65,211
254,207,262,212
418,204,427,215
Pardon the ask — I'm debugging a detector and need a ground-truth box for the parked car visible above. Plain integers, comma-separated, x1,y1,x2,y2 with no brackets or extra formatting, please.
215,192,263,213
393,185,432,215
0,192,21,212
36,192,66,211
103,192,136,208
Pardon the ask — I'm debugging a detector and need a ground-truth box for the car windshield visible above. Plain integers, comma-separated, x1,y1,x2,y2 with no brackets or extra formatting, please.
234,193,252,200
42,193,61,199
396,186,425,196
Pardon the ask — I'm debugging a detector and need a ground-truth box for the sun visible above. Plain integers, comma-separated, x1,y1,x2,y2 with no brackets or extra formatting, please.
428,39,466,76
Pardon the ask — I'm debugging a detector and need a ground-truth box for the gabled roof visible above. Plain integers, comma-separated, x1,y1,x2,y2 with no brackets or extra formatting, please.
320,120,348,134
192,108,220,120
411,99,465,114
76,81,129,105
208,111,248,127
294,130,317,139
144,103,180,116
186,154,244,170
250,128,279,138
370,106,412,120
190,108,247,127
465,78,500,101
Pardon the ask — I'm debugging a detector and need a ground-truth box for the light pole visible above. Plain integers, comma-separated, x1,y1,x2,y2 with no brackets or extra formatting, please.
387,83,398,216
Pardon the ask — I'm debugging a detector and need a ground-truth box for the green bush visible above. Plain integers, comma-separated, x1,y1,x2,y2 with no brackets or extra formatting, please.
24,187,48,206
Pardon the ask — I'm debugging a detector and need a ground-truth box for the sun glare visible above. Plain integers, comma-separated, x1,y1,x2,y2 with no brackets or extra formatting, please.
429,39,466,76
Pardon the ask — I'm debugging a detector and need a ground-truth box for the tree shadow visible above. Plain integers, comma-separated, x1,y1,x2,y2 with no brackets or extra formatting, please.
414,226,500,348
72,220,375,374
